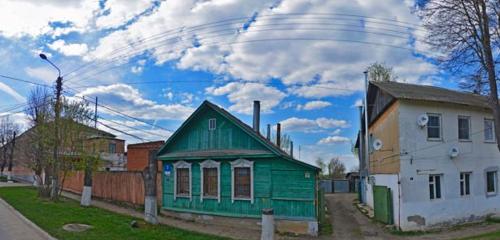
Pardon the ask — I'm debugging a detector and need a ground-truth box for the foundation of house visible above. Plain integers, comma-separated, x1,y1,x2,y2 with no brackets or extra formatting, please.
160,209,318,236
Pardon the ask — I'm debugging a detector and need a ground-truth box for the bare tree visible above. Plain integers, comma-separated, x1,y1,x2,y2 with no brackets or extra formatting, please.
366,62,398,82
0,117,19,178
25,87,53,197
420,0,500,150
315,157,326,176
328,157,346,179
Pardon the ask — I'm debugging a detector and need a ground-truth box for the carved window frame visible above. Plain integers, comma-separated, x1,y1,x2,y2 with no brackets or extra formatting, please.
200,159,221,203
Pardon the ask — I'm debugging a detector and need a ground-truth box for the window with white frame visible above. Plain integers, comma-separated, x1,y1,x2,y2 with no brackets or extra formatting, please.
427,114,442,140
458,116,471,140
209,118,216,131
173,161,191,201
200,160,220,202
486,170,497,195
460,172,471,196
429,174,442,200
231,159,254,203
485,119,495,142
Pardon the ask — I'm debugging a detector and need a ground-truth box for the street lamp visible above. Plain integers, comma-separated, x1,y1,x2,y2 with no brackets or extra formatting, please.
39,52,63,200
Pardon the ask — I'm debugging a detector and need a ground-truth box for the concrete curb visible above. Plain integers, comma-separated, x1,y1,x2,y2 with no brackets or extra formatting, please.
0,197,57,240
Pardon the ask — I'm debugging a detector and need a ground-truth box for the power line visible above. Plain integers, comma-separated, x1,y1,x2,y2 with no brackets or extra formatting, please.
62,13,428,81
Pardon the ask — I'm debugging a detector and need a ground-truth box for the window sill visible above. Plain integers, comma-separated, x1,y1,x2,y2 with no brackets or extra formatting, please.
486,192,497,197
458,139,472,142
427,138,443,142
176,195,190,199
484,141,497,144
202,196,218,200
233,197,252,201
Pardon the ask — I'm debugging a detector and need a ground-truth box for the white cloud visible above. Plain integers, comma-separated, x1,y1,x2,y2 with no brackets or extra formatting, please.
48,39,88,56
25,67,58,83
0,82,26,102
206,82,286,114
0,112,30,131
76,84,194,120
97,118,172,143
332,129,341,135
280,117,349,133
318,136,351,145
95,0,156,29
353,99,363,108
296,100,331,111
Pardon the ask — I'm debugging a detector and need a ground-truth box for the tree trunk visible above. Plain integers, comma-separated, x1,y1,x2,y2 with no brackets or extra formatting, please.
478,0,500,151
7,132,15,182
81,161,93,206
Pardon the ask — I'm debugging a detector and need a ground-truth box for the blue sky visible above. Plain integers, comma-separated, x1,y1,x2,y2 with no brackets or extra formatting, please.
0,0,453,170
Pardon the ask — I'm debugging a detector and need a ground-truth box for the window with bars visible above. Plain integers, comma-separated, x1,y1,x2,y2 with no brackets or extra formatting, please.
234,167,251,198
460,172,471,196
203,168,218,197
485,119,495,142
427,114,441,140
429,175,442,200
176,168,190,196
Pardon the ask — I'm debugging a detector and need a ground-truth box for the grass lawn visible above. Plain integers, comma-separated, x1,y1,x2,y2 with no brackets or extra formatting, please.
0,187,230,240
462,231,500,240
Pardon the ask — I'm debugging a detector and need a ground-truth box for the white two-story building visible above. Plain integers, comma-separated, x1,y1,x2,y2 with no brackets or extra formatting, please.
360,81,500,230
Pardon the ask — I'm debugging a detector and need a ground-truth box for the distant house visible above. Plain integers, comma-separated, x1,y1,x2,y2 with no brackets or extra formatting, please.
126,140,164,171
157,100,320,235
0,121,125,182
358,81,500,230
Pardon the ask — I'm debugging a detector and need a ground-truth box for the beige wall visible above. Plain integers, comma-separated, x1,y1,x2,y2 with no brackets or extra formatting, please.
369,101,400,174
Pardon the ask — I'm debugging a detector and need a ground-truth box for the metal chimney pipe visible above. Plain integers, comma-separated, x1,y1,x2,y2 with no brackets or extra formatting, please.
266,124,271,140
290,141,294,158
253,100,260,133
276,123,281,147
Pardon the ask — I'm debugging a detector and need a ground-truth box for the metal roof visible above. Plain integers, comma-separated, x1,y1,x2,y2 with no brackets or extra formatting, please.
372,81,491,109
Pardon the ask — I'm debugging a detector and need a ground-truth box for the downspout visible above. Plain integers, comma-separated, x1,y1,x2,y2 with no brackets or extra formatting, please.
398,173,401,229
363,71,370,179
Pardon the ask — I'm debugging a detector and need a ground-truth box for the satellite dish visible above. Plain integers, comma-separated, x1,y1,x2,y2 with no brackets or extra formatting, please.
373,139,383,151
449,146,460,158
417,114,429,127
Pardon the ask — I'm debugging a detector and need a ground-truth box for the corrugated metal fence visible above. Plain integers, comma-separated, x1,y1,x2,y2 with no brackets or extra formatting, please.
320,180,351,193
62,171,162,206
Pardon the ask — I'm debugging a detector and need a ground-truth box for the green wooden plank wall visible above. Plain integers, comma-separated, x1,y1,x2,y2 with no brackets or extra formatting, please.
162,158,317,220
167,108,267,152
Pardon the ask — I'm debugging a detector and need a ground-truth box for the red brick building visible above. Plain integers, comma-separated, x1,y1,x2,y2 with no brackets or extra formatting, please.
126,141,164,171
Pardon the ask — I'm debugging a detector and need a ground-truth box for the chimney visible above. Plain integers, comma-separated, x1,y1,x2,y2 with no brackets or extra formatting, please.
266,124,271,140
290,141,294,158
276,123,281,147
253,100,260,133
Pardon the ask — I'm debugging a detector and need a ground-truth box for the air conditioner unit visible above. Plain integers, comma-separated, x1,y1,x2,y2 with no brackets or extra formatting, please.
417,114,429,128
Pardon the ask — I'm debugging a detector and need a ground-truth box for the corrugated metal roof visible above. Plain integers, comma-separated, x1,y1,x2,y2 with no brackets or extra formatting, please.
372,81,491,109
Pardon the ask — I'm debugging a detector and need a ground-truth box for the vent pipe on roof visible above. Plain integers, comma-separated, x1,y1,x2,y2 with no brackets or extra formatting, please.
266,124,271,140
290,141,294,158
253,100,260,133
276,123,281,147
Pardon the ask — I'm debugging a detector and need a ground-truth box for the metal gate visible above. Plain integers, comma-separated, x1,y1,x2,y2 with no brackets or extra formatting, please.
373,185,393,224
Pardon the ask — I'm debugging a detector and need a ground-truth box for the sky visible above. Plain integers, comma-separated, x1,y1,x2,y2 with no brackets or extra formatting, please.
0,0,453,170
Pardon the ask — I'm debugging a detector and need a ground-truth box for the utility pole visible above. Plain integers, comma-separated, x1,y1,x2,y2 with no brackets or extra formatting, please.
40,53,62,200
1,136,5,176
7,131,15,182
363,71,370,181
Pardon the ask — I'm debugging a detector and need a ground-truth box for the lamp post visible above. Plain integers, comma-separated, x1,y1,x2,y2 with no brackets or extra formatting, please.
40,53,63,200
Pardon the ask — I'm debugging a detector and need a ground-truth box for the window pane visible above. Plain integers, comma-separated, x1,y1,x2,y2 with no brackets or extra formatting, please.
177,168,190,195
429,182,434,199
465,174,470,195
458,118,470,140
460,180,464,196
435,176,441,199
428,127,440,139
428,116,440,127
485,119,494,141
234,167,250,198
203,168,218,197
487,171,496,193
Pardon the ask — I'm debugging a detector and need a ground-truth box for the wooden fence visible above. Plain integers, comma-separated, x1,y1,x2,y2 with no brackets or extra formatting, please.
62,171,162,206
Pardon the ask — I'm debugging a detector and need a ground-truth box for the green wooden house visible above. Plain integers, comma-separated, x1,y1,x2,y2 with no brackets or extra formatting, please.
157,100,320,226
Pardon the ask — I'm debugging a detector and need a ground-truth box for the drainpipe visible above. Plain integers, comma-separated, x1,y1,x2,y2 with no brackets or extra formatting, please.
363,71,370,178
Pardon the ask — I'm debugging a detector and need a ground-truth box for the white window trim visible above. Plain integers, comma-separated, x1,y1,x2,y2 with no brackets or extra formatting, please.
429,174,443,200
485,167,498,197
427,113,442,141
200,159,221,203
231,158,254,204
458,116,471,141
209,118,216,131
460,172,472,197
484,118,496,143
173,161,192,201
